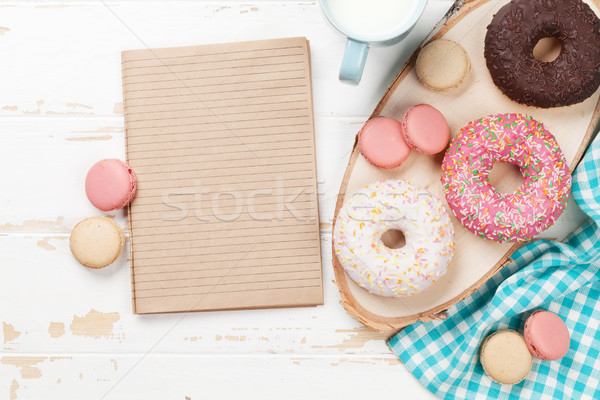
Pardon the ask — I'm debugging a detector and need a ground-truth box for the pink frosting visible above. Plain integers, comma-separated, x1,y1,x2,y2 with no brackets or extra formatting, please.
359,117,411,169
524,310,570,361
441,113,571,242
401,104,450,154
85,159,136,211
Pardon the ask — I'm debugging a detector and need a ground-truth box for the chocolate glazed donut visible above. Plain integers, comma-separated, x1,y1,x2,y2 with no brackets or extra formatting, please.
484,0,600,108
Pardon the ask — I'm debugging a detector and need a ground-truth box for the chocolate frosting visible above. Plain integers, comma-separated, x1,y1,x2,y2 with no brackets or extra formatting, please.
484,0,600,108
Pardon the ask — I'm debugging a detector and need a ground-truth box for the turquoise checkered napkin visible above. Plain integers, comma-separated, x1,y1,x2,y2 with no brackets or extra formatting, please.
388,133,600,400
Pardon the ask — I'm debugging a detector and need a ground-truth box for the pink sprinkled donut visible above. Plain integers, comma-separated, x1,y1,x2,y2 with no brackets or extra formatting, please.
441,113,571,243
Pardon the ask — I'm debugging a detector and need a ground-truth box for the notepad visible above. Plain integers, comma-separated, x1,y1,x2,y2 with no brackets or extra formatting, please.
121,37,323,314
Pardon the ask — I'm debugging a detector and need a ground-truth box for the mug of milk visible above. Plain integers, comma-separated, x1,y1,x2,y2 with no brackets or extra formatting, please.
320,0,427,84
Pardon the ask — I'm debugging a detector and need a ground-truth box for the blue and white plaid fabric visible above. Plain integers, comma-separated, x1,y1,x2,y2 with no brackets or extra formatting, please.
388,133,600,400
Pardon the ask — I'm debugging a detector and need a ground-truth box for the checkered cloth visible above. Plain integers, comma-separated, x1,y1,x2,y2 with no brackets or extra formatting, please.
388,133,600,400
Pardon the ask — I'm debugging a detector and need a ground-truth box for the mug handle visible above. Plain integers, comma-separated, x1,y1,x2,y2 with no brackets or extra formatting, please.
339,39,370,85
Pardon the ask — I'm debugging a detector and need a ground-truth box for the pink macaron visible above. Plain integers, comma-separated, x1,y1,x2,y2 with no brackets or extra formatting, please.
85,159,137,211
401,104,450,155
358,116,411,169
524,310,570,361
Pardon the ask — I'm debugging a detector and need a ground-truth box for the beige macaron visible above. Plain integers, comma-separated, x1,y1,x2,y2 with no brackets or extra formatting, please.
70,216,125,269
480,329,533,385
415,39,471,91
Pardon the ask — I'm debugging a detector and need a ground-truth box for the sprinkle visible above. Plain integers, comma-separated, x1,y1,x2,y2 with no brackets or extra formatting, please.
439,113,570,243
332,179,454,297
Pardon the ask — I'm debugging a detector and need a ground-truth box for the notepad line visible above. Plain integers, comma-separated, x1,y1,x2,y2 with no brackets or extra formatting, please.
128,162,315,179
123,52,305,72
127,162,313,178
133,260,316,276
123,75,306,95
124,68,306,86
134,245,318,261
133,284,320,300
125,105,309,123
124,84,307,101
126,122,310,137
134,235,315,253
135,221,321,245
123,61,305,79
125,91,307,109
135,276,321,292
137,173,313,191
132,222,316,238
137,180,313,197
127,138,311,155
139,171,314,188
131,145,313,162
131,152,313,168
131,213,310,226
131,210,316,225
133,252,320,269
133,227,314,246
126,115,310,131
135,269,319,284
133,167,312,183
135,268,320,284
135,179,315,196
134,183,315,200
126,114,310,130
125,99,308,116
126,129,310,145
122,45,304,63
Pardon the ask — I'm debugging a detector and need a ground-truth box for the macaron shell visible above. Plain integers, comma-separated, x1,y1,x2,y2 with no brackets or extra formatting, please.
524,310,570,361
480,329,533,385
85,159,136,211
401,104,450,155
416,39,471,91
70,216,125,269
358,117,411,169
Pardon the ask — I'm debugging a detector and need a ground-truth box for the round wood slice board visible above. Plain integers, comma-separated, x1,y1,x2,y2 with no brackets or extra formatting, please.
331,0,600,332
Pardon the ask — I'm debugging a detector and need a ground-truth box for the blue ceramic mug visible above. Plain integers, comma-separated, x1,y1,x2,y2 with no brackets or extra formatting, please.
319,0,428,84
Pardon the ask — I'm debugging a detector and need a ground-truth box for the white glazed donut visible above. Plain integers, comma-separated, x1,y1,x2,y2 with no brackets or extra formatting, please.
333,179,455,297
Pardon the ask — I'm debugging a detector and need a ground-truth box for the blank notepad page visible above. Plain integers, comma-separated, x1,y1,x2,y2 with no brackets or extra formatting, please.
121,37,323,314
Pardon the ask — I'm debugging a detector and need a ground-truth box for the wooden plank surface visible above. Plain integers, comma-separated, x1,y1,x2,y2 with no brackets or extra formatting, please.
0,1,583,399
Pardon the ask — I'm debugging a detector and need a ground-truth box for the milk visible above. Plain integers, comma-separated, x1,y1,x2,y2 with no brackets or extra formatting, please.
327,0,416,37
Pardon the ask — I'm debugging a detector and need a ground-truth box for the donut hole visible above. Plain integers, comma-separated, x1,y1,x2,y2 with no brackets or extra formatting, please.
381,229,406,249
533,37,562,63
488,162,525,194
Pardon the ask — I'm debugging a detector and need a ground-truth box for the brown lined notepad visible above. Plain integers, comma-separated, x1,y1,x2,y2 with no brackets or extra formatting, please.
121,37,323,314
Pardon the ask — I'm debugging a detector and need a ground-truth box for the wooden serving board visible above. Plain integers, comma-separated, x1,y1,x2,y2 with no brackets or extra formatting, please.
332,0,600,332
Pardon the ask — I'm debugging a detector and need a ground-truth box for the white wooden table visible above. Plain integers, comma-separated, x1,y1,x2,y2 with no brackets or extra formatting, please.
0,1,587,399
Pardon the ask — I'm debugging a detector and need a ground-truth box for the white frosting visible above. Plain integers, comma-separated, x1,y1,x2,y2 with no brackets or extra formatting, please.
333,179,455,297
